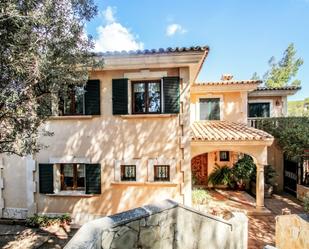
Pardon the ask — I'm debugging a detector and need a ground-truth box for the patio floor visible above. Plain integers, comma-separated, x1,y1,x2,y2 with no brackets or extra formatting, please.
193,189,304,249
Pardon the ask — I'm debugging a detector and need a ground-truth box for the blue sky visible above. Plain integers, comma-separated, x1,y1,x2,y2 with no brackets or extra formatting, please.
86,0,309,101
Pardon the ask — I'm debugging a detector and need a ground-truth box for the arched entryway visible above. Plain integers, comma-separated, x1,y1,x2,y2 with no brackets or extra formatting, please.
191,153,208,185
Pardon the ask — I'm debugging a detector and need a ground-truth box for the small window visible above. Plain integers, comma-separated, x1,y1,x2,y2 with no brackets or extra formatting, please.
132,81,161,114
248,103,270,118
219,151,230,162
154,165,170,182
61,164,85,190
121,165,136,181
200,98,220,120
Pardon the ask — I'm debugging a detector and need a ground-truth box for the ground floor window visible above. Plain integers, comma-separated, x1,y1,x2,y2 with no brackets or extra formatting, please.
154,165,170,181
121,165,136,181
219,151,230,162
61,164,85,190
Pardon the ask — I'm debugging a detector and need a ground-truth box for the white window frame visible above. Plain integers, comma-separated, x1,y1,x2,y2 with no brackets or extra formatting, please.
114,159,142,182
147,158,176,182
197,94,224,121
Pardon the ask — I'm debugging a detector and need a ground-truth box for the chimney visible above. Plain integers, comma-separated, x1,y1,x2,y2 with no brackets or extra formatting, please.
221,74,233,81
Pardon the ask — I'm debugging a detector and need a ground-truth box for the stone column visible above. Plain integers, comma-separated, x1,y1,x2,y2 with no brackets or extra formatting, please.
256,164,265,209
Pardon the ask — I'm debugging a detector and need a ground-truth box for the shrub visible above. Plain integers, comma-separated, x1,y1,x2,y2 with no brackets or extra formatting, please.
233,155,256,183
192,188,210,204
208,165,234,187
26,214,71,228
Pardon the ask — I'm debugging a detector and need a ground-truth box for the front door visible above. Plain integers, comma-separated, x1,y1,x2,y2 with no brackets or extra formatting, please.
191,153,208,185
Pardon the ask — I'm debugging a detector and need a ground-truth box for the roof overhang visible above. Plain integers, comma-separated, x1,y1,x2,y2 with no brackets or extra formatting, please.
191,82,260,93
191,139,274,147
91,46,209,74
249,88,301,97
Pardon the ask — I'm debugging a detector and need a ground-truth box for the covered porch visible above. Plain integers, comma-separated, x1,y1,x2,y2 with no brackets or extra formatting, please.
191,121,274,210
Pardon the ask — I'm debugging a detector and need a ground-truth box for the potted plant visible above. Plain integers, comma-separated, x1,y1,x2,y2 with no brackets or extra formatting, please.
208,164,235,189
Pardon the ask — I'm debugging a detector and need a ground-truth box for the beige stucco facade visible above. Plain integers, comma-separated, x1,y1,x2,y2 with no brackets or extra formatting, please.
1,47,298,222
0,50,206,223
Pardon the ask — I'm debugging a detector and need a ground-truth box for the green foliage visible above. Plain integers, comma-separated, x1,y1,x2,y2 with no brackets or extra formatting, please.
288,99,309,117
256,117,309,161
192,188,210,204
0,0,99,156
26,214,71,228
233,155,256,182
253,43,303,88
208,165,234,187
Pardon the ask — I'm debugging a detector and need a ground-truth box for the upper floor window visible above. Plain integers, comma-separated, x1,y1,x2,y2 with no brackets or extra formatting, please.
59,86,85,116
61,164,85,190
132,81,161,114
121,165,136,181
154,165,170,182
248,103,270,118
200,98,220,120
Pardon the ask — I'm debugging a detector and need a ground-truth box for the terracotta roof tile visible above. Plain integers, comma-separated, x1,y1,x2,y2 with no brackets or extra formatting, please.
191,121,273,142
255,86,301,91
95,46,209,56
195,80,262,86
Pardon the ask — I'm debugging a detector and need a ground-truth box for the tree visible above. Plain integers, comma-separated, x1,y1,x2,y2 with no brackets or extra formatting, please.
0,0,98,156
253,43,303,88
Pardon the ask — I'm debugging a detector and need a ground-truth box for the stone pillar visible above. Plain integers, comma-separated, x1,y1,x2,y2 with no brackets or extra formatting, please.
256,164,265,209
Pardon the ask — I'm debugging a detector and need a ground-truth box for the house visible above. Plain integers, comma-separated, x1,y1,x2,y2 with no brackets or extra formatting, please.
0,46,298,224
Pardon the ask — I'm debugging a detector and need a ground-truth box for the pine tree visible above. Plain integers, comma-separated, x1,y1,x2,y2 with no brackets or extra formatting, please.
0,0,98,156
253,43,303,88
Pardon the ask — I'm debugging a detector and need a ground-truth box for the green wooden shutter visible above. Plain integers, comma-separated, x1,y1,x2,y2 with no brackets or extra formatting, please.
112,79,128,115
85,80,100,115
39,164,54,194
85,164,101,194
163,77,180,114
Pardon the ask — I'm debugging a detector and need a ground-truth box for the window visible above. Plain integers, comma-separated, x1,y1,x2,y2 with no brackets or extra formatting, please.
154,165,170,182
61,164,85,190
132,81,161,114
200,98,220,120
219,151,230,162
248,103,270,118
59,86,85,116
121,165,136,181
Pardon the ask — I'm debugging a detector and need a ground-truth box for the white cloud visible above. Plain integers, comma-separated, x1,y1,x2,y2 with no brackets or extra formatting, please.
102,6,116,24
166,24,187,37
94,6,144,52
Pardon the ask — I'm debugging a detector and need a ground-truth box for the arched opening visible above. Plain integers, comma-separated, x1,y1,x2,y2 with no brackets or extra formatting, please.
191,150,258,188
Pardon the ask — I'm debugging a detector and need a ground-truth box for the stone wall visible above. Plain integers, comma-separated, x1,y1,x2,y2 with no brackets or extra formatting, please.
65,200,248,249
297,184,309,201
276,214,309,249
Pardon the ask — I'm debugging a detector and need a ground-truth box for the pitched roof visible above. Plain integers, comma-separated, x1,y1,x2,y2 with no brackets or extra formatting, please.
95,46,209,56
195,80,262,86
191,121,273,142
255,86,301,91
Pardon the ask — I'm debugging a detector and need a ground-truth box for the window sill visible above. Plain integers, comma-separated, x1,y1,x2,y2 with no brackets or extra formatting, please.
120,114,177,119
111,181,177,187
49,115,94,120
45,191,94,197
